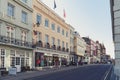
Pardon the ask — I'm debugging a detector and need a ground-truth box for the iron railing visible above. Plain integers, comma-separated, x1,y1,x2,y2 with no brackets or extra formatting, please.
0,35,32,48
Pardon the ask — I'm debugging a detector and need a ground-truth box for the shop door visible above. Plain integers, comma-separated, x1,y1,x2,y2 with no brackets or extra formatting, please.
15,57,21,72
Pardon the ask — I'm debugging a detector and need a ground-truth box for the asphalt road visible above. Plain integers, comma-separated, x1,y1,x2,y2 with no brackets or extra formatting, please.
26,64,112,80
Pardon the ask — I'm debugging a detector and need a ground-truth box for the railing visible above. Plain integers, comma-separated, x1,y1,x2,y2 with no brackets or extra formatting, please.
33,41,70,54
0,35,32,48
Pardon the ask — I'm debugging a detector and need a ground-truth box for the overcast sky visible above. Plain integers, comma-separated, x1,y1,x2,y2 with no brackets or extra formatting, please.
41,0,114,58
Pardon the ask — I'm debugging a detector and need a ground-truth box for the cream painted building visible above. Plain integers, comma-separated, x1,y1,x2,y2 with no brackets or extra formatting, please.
0,0,33,72
32,0,70,68
110,0,120,78
74,31,86,63
69,25,75,62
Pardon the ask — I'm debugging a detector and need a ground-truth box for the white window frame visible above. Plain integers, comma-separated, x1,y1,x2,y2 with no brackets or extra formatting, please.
57,26,60,33
0,49,6,68
51,37,55,45
22,11,27,23
25,52,29,66
37,32,42,41
58,39,60,46
36,14,42,24
51,23,55,31
6,27,15,38
21,31,27,42
45,34,49,43
45,19,49,27
7,3,15,17
62,29,64,36
62,41,64,47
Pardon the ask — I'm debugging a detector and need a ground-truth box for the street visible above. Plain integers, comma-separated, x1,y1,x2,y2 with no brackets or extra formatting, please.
26,64,112,80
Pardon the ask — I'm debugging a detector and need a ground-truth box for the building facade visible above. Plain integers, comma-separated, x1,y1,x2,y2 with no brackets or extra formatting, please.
32,0,70,68
0,0,33,72
74,32,86,64
82,37,91,64
69,25,75,63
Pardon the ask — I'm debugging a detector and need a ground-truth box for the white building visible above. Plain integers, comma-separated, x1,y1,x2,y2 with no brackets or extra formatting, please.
0,0,33,72
110,0,120,78
74,32,86,63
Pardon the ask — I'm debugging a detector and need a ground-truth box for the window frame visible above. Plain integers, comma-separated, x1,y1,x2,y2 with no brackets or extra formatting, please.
62,29,64,36
57,39,60,46
7,3,15,17
22,11,27,23
45,19,49,27
36,14,42,24
51,23,55,31
45,34,49,43
0,49,6,68
57,26,60,33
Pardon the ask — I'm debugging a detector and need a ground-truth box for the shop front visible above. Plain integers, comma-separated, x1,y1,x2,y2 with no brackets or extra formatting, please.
35,52,44,67
0,46,33,72
52,54,59,67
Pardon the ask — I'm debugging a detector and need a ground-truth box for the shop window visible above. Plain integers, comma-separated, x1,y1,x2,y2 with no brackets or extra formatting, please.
21,58,25,67
0,49,5,68
26,58,29,66
26,52,29,66
10,50,15,67
16,57,20,65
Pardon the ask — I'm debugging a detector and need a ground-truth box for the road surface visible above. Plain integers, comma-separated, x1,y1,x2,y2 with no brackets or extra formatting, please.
26,64,112,80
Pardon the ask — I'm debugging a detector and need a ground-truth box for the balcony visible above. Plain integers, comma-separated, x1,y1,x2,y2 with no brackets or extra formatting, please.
57,46,61,51
51,45,56,50
0,35,32,49
34,42,69,54
62,47,65,52
66,48,69,52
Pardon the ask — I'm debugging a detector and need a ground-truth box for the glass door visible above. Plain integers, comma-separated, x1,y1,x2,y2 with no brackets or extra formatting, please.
15,57,21,72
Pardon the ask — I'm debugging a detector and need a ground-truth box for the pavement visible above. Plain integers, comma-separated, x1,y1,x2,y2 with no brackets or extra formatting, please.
0,65,84,80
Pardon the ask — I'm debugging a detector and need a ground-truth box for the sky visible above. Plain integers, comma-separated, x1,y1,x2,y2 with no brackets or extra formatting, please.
41,0,115,58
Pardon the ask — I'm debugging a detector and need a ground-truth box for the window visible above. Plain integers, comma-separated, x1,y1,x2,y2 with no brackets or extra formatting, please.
62,41,64,47
66,43,68,48
70,37,73,44
45,34,49,43
26,52,29,66
22,0,27,3
0,49,5,68
36,14,41,24
21,31,27,42
62,29,64,35
22,11,27,23
51,23,55,31
45,19,49,27
57,26,60,33
7,3,14,17
10,50,15,67
51,37,55,45
66,31,68,37
37,32,42,41
6,27,14,38
57,39,60,46
16,57,20,65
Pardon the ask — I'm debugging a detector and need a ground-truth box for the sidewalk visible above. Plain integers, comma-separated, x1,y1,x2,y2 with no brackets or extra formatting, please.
0,65,83,80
